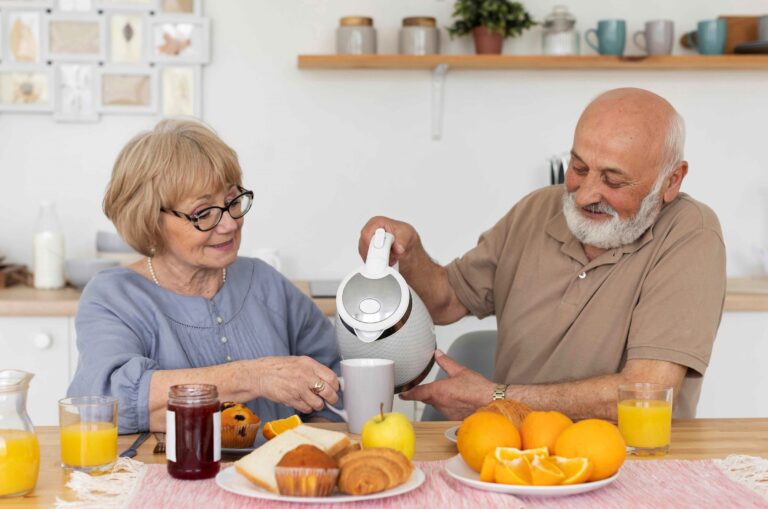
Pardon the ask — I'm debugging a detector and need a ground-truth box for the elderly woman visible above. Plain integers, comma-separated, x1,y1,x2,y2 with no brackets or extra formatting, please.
68,119,340,433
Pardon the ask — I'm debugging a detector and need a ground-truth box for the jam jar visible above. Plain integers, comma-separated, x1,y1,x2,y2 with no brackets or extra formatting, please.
166,384,220,480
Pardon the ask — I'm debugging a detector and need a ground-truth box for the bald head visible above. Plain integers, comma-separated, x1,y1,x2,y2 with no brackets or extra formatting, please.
577,88,685,178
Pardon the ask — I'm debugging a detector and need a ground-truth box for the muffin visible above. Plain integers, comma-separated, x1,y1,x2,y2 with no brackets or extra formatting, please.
274,444,339,497
221,402,260,448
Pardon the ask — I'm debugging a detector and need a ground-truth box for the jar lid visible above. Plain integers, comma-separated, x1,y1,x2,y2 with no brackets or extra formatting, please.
340,16,373,27
403,16,436,27
543,5,576,30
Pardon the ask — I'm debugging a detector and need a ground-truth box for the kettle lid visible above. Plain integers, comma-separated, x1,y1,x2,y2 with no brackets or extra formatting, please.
339,272,406,325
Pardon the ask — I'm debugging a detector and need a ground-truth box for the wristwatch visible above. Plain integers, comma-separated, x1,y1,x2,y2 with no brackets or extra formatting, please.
492,383,508,401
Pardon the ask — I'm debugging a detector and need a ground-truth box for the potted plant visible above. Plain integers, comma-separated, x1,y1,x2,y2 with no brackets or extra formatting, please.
447,0,536,54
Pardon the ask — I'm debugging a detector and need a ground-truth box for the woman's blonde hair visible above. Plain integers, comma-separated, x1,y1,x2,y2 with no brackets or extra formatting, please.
103,119,243,256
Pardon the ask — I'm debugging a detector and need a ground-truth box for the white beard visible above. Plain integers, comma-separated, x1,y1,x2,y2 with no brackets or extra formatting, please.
562,181,664,249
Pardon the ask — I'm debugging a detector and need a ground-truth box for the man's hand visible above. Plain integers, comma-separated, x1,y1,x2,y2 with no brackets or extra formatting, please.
358,216,423,267
400,350,494,420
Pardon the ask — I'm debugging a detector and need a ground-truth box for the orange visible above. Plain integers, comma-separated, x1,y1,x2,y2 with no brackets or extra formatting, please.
457,411,521,472
529,456,565,485
554,419,626,481
495,456,532,485
551,456,593,485
495,447,549,462
262,414,302,440
479,452,498,482
520,411,573,454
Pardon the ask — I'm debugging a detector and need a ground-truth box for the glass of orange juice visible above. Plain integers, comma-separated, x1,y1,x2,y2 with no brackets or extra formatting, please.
617,383,673,456
58,396,118,472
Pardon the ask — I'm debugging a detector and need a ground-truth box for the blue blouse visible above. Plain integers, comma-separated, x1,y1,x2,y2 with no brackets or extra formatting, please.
67,257,341,433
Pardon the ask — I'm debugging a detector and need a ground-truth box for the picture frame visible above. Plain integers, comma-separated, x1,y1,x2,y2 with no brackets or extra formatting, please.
148,16,208,63
46,14,106,61
107,12,144,63
160,64,199,117
157,0,199,17
92,0,156,12
96,65,157,113
0,65,54,111
2,10,46,64
53,62,98,121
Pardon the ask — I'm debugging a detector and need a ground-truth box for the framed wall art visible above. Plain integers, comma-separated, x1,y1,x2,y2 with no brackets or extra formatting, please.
46,14,106,61
0,66,54,111
158,0,199,16
108,12,143,63
54,63,98,121
2,10,45,63
148,17,208,63
96,65,157,113
160,64,198,117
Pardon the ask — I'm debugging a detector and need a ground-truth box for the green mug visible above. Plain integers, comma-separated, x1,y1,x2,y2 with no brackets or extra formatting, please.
585,19,627,56
687,19,727,55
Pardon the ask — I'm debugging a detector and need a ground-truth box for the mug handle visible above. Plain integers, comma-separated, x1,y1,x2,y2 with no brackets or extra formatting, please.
633,31,647,52
324,376,347,421
585,28,599,52
686,31,699,51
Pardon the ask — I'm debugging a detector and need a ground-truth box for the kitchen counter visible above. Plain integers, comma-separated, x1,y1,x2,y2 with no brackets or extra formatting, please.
1,277,767,316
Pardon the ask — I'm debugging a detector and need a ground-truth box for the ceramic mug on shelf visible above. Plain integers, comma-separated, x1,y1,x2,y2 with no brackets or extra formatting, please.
585,19,626,55
633,20,674,55
687,19,727,55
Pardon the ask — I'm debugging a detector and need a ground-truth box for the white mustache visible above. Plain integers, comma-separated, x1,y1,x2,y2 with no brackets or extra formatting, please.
583,201,617,216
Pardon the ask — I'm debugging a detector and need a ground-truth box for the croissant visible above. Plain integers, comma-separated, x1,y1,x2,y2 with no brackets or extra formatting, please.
477,399,532,429
337,448,413,496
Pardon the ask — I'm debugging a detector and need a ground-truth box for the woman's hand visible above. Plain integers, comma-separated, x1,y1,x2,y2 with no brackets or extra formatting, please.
254,356,340,414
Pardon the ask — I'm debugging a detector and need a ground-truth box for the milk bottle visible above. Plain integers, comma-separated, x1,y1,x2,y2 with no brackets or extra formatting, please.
33,201,65,289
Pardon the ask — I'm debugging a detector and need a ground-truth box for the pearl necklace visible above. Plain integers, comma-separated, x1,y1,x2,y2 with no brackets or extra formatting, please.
146,256,226,287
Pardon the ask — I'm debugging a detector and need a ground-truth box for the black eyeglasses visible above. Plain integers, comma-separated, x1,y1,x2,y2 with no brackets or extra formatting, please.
161,186,254,232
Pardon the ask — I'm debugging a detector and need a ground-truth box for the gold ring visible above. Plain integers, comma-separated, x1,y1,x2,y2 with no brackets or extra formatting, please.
311,380,325,394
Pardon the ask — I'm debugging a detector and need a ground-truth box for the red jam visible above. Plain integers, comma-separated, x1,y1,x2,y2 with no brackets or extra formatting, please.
166,384,220,480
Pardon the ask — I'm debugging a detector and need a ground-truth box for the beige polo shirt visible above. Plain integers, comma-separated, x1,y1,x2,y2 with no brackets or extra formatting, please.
446,185,726,418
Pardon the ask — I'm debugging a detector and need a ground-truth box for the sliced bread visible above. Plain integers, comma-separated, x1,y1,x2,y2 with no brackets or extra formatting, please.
293,425,351,457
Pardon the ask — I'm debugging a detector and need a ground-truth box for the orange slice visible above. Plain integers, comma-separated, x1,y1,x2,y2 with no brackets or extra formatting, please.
552,456,593,485
479,452,499,483
495,446,549,462
262,414,302,440
530,456,565,485
495,456,532,485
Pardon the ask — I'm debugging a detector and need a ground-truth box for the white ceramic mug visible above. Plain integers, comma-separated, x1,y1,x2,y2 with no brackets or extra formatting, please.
325,358,394,434
633,20,674,55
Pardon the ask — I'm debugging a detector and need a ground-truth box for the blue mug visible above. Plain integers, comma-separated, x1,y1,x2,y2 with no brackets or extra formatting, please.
586,19,626,56
687,19,727,55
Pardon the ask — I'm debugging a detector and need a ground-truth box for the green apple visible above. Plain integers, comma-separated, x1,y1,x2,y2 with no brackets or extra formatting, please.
360,404,415,460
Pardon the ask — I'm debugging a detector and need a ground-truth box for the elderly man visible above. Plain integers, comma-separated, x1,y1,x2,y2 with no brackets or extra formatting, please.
358,88,725,421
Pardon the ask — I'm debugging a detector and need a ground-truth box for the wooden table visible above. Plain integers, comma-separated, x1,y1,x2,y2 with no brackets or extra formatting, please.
2,419,768,508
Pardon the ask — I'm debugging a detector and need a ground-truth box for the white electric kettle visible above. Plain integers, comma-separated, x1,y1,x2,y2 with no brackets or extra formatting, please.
335,228,436,392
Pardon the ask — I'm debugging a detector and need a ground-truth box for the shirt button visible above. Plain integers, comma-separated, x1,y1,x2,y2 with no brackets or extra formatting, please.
220,336,227,344
216,316,223,324
226,355,232,362
578,271,587,279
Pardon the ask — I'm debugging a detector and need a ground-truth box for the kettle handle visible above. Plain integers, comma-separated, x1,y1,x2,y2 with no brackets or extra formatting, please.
363,228,395,278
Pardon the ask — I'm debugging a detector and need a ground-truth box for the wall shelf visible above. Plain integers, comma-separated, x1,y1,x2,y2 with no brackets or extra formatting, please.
297,54,768,139
298,54,768,70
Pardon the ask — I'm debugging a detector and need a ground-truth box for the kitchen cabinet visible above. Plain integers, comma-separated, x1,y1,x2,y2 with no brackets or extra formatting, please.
0,316,75,425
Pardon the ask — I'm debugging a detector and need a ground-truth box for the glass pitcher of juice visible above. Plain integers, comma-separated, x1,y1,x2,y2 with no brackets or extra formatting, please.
0,370,40,498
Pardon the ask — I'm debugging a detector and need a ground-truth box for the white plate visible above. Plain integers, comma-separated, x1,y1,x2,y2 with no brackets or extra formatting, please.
444,454,619,497
216,465,426,503
444,424,459,443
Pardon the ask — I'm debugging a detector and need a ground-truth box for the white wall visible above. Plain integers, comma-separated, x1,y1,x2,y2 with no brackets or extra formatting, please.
2,0,768,278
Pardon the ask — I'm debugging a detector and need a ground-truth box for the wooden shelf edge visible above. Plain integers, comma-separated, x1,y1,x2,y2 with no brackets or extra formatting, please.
298,54,768,70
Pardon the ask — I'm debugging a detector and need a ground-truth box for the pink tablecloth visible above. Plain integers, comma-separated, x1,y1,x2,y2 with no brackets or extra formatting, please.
126,458,768,509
